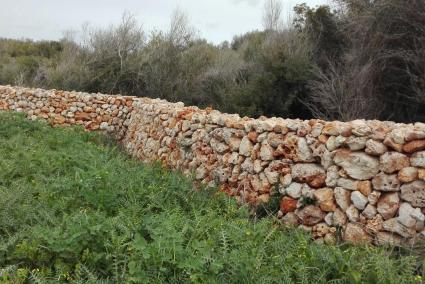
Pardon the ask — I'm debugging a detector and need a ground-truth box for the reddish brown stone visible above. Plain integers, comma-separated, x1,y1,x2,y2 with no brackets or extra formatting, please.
403,140,425,153
74,112,91,121
54,115,66,124
357,181,372,196
247,131,258,143
280,197,298,214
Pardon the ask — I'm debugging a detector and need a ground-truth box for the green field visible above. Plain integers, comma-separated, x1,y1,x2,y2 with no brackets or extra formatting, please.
0,112,423,283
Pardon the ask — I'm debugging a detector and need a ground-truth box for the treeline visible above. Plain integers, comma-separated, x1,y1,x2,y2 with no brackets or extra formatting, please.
0,0,424,122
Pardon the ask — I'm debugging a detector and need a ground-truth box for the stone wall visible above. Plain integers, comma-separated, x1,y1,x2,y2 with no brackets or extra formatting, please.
1,85,425,245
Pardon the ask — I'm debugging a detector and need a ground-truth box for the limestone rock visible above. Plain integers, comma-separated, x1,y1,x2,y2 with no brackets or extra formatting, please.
377,192,400,220
363,204,377,219
313,188,336,212
291,163,326,188
346,205,360,222
324,212,333,226
351,120,371,137
239,136,254,157
380,152,410,174
411,151,425,168
398,167,418,183
333,208,348,226
368,191,381,206
372,172,401,191
260,143,274,161
375,232,403,246
351,191,368,210
210,138,229,154
281,212,299,226
301,184,314,200
357,181,372,196
337,178,358,190
405,130,425,142
382,218,416,238
280,174,292,187
334,150,379,180
344,223,372,244
322,122,340,136
403,139,425,153
334,187,351,211
365,139,387,156
383,137,403,152
400,181,425,207
228,137,241,151
325,165,339,187
365,215,384,234
419,169,425,181
312,223,331,238
326,136,346,151
285,182,302,199
345,136,367,151
296,137,314,162
398,202,425,229
296,205,325,226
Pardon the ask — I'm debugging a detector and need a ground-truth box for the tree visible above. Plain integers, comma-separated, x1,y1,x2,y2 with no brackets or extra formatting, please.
262,0,283,31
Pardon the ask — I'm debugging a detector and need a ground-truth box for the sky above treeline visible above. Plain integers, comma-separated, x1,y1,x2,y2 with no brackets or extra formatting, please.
0,0,329,44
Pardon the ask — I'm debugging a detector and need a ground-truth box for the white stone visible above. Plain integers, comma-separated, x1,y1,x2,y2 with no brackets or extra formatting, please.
345,136,367,151
239,136,254,157
382,218,416,238
351,191,368,210
346,205,360,222
351,120,371,136
334,187,351,211
334,150,379,180
362,204,377,219
326,136,346,151
368,191,381,206
100,122,109,130
400,181,425,207
380,152,410,174
411,151,425,168
260,143,274,161
398,202,425,228
325,166,339,187
285,182,303,199
337,178,358,190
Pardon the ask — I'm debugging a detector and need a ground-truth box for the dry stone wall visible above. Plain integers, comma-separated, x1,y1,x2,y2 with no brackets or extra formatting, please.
1,85,425,246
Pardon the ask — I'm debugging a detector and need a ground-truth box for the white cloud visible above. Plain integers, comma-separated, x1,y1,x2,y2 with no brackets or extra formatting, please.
231,0,262,7
0,0,328,44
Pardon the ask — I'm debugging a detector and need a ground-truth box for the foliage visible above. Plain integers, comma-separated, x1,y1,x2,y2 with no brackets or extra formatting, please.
299,0,425,122
0,0,424,122
0,112,423,283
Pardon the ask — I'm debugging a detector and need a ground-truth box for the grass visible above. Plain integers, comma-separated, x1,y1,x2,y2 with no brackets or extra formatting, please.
0,112,423,283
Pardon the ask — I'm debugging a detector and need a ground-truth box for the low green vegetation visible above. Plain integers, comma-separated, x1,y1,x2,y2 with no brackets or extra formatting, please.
0,112,423,283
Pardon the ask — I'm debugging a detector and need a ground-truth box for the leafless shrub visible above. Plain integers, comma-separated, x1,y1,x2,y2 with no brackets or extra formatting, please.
305,61,382,121
262,0,283,31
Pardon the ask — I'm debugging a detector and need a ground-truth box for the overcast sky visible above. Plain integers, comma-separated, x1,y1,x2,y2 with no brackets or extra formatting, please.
0,0,329,44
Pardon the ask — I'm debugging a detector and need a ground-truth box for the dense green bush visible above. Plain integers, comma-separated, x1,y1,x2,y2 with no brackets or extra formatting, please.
0,112,423,283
